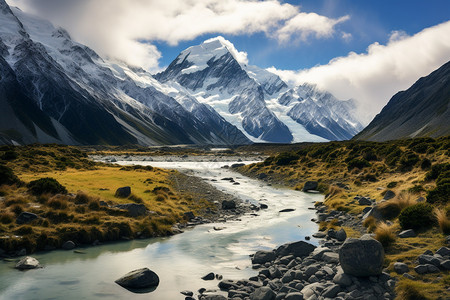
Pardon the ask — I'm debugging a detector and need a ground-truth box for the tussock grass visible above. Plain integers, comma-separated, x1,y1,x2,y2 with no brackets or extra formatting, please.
434,207,450,235
374,222,396,248
363,216,378,233
378,192,416,219
396,280,429,300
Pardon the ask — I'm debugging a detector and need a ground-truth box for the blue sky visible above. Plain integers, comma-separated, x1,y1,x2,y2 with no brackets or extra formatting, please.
154,0,450,70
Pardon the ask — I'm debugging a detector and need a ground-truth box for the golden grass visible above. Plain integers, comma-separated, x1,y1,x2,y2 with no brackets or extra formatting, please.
378,192,417,219
374,222,396,247
434,207,450,235
363,216,378,232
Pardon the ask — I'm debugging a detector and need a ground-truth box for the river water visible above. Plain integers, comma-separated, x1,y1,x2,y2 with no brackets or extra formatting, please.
0,159,322,300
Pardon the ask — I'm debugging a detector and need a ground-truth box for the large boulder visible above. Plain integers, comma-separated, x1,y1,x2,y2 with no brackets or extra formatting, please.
252,250,276,264
303,181,318,192
114,203,147,217
383,190,396,200
16,212,38,224
115,268,159,289
339,235,384,277
275,241,316,258
115,186,131,198
15,256,41,270
362,206,383,221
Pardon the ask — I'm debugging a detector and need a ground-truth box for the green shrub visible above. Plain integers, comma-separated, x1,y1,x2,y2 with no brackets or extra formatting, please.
387,181,398,188
399,203,434,230
427,169,450,204
0,164,20,185
1,150,18,161
425,163,449,181
27,177,67,195
274,152,300,166
420,158,432,170
347,158,370,170
398,151,420,171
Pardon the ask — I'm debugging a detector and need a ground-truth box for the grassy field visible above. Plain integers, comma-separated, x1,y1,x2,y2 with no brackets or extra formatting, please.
239,136,450,299
0,144,212,254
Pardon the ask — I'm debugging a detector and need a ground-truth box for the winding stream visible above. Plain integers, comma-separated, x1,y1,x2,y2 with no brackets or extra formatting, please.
0,159,322,300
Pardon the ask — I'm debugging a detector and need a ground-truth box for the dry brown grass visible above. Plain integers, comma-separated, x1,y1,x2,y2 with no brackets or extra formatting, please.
434,207,450,235
374,222,396,248
363,216,378,232
378,192,416,219
326,185,343,199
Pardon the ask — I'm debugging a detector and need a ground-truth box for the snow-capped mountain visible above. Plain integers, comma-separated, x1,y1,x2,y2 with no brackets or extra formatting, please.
0,0,249,145
0,0,362,146
156,37,363,143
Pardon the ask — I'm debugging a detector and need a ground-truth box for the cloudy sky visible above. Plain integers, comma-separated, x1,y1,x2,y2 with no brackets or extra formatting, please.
7,0,450,123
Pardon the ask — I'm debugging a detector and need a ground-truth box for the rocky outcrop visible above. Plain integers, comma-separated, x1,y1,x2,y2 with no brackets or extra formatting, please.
115,186,131,198
302,181,318,192
16,212,38,224
114,203,147,217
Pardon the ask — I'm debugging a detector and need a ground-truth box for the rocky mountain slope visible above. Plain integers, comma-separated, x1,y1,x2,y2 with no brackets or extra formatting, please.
156,37,363,143
0,1,363,145
355,60,450,141
0,0,249,146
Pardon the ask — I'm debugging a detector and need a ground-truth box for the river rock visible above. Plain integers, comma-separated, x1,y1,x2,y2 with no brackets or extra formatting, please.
252,250,276,264
303,181,318,192
260,203,268,209
275,241,316,258
15,256,41,270
250,286,275,300
115,186,131,198
181,290,194,296
201,295,227,300
222,200,236,210
383,190,395,200
62,240,76,250
418,254,441,267
114,203,147,217
184,211,195,221
436,247,450,257
16,212,38,224
362,206,383,221
394,262,409,274
202,272,215,280
285,292,303,300
279,208,295,213
322,284,340,298
339,235,384,277
115,267,159,289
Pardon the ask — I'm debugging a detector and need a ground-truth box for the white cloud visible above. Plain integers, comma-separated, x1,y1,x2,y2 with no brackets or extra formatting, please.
269,21,450,124
7,0,348,70
275,13,349,43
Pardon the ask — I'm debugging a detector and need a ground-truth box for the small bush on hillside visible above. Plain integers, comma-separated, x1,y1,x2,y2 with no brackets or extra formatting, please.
387,181,398,188
427,169,450,204
274,152,300,166
398,151,420,172
347,158,370,170
420,158,432,170
399,203,433,230
1,150,18,161
0,164,20,186
27,177,67,196
425,163,449,181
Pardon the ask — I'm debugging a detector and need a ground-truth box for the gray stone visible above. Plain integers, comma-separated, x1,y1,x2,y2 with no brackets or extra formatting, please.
222,200,236,210
184,211,195,220
115,186,131,198
268,266,282,279
250,287,275,300
115,268,159,289
202,295,227,300
414,265,428,274
358,197,372,205
335,228,347,242
312,232,326,238
418,254,441,267
362,207,383,221
16,212,38,224
311,247,332,260
279,208,295,213
322,284,340,298
114,203,147,217
304,266,319,278
362,206,372,214
15,256,41,270
398,229,416,238
218,280,238,290
285,292,303,300
403,273,415,280
436,247,450,257
303,181,318,192
339,235,384,277
440,260,450,270
322,252,339,264
383,190,395,200
253,251,276,264
181,290,194,296
202,272,215,280
393,262,409,274
275,241,316,258
427,264,440,273
62,240,76,250
333,272,352,286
